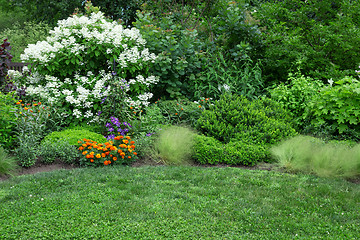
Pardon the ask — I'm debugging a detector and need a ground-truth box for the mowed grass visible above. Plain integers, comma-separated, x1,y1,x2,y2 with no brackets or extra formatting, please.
0,166,359,239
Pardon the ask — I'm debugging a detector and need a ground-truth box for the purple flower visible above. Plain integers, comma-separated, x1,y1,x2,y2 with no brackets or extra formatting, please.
108,127,114,132
146,132,155,137
101,97,107,104
97,111,102,116
106,134,115,140
105,123,112,128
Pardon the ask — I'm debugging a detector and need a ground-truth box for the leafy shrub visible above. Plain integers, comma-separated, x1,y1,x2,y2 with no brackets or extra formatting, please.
0,146,18,176
256,0,360,84
307,76,360,141
269,74,324,130
197,93,297,144
192,135,267,166
0,92,17,149
38,140,80,165
0,21,51,62
77,135,137,167
152,126,196,166
194,51,264,100
42,129,106,146
15,100,53,145
18,10,158,127
154,98,211,127
15,135,37,168
192,135,224,165
133,9,206,99
271,135,360,178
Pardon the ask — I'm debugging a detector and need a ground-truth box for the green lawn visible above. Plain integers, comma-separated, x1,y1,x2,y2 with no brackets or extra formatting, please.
0,166,359,239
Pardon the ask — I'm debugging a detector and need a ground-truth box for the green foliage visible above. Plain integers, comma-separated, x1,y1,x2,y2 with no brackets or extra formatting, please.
0,146,17,176
154,98,211,127
256,0,360,84
307,76,360,140
192,135,267,166
134,9,206,99
15,135,37,168
42,129,106,146
0,92,17,149
271,135,360,178
38,140,80,165
197,93,297,145
192,135,224,165
0,21,51,62
269,74,324,130
207,1,263,61
152,126,196,165
194,51,264,100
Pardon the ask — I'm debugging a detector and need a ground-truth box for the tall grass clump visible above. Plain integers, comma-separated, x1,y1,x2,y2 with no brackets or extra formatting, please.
271,135,360,178
0,146,18,176
152,126,196,165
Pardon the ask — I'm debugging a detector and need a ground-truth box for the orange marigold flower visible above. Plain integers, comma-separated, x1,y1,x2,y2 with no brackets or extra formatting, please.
123,140,129,144
175,113,178,115
90,159,94,163
130,107,133,109
105,151,110,156
114,136,121,140
130,145,135,149
113,157,117,161
82,143,87,147
126,136,131,140
77,141,82,144
110,154,113,157
16,102,20,105
119,136,124,139
19,100,22,102
86,154,91,158
101,153,106,158
181,108,183,110
133,152,137,155
79,146,84,151
24,107,29,110
82,151,88,155
198,105,201,108
128,156,131,159
96,154,101,158
90,152,94,155
83,138,88,141
88,146,92,149
104,161,108,165
130,141,135,144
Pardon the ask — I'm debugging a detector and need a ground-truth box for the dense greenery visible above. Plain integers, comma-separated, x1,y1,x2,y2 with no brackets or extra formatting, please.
1,166,359,238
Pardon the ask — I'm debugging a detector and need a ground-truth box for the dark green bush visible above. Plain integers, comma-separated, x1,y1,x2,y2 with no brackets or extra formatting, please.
256,0,360,84
192,135,267,166
133,9,206,99
42,129,106,146
197,94,297,144
192,135,224,165
39,140,80,165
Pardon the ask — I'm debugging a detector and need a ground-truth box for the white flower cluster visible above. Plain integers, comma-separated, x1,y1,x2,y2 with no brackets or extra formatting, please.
20,12,151,65
126,92,154,108
26,73,111,120
128,75,159,87
20,11,159,123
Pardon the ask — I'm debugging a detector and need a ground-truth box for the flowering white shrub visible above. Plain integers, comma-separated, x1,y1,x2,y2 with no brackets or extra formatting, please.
19,11,158,125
